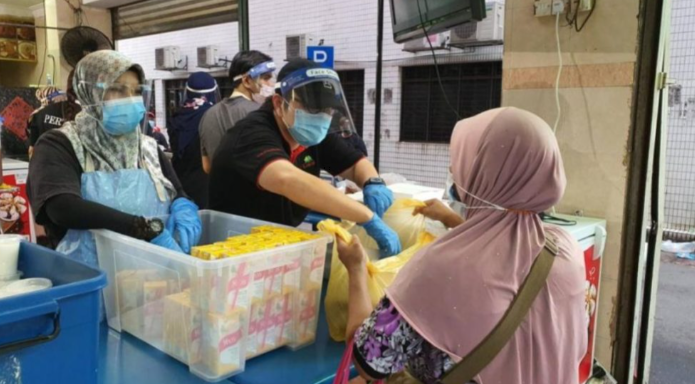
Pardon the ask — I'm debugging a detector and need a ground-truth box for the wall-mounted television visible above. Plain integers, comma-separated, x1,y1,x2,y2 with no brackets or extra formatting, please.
391,0,487,43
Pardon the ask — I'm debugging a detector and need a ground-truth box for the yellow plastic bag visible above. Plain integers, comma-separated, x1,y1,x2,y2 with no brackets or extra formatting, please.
352,199,428,258
319,218,436,342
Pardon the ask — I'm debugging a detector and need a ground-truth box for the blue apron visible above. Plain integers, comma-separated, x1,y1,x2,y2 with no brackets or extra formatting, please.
57,153,170,267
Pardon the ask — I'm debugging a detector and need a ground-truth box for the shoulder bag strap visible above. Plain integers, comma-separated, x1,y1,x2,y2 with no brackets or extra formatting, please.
441,236,559,384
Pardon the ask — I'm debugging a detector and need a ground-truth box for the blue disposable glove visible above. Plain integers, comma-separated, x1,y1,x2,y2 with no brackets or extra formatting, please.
363,183,393,218
166,198,202,254
361,214,402,257
150,229,184,253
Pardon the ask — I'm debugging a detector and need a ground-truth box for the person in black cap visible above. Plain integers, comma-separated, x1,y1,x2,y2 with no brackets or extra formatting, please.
209,59,401,257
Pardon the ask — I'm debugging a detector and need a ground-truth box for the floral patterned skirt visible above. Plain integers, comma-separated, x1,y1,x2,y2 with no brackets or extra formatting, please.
353,297,456,384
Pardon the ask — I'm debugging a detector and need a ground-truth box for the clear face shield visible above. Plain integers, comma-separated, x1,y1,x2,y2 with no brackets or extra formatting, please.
182,82,221,106
279,68,357,140
237,61,277,102
78,79,153,135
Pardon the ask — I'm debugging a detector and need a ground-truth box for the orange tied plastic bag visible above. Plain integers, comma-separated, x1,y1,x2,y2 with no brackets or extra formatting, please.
319,218,436,342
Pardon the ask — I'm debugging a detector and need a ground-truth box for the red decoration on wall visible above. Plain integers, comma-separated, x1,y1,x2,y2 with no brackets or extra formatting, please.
0,96,32,140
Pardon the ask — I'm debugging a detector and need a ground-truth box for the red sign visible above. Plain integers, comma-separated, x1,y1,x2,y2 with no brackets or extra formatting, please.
0,174,32,240
579,245,600,383
0,96,33,140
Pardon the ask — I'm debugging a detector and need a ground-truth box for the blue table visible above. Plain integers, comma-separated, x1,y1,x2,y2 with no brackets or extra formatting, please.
99,297,351,384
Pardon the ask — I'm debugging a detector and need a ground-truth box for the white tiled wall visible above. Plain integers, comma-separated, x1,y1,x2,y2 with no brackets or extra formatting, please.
117,0,500,187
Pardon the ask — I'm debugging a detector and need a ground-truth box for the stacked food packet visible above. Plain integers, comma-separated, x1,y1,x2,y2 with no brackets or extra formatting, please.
191,226,319,260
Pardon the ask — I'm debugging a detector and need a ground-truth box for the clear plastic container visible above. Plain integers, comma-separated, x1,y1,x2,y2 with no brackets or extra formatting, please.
94,210,330,383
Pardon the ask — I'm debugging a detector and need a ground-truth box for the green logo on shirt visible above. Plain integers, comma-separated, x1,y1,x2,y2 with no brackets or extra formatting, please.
304,155,314,164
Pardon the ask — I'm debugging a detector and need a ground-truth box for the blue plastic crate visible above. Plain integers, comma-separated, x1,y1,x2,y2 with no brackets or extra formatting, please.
0,241,106,384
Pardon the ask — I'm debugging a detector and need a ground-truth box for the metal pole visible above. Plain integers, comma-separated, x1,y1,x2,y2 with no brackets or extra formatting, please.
373,0,384,170
612,0,665,381
0,22,69,31
238,0,249,51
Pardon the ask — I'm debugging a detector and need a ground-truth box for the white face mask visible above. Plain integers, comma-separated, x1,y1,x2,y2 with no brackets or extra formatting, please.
260,84,275,98
252,83,275,104
252,93,266,104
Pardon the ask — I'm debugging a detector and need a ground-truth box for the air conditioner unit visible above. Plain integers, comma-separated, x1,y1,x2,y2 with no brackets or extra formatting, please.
197,45,220,68
285,34,315,60
449,1,504,48
403,32,450,53
155,46,181,70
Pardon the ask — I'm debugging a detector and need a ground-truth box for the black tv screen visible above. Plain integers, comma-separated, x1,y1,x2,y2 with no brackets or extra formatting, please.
391,0,487,43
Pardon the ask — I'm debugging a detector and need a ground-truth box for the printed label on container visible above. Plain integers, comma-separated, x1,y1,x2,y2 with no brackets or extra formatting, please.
282,258,301,293
264,266,284,297
258,300,275,350
226,262,251,310
253,270,266,301
191,327,202,357
219,329,242,364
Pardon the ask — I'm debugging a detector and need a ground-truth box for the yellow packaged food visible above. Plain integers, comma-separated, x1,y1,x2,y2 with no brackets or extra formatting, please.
275,294,295,345
198,246,225,260
116,270,144,334
163,290,202,365
295,289,319,345
202,310,243,377
251,225,286,234
116,270,166,336
143,280,168,340
260,294,288,352
208,248,228,260
191,260,253,315
245,299,267,358
300,247,326,292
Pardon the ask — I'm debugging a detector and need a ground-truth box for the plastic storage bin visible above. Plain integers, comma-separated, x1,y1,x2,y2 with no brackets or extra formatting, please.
95,210,331,383
0,241,106,384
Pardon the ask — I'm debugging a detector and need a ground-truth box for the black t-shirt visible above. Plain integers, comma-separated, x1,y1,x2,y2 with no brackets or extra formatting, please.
27,130,184,246
208,107,364,227
28,102,81,146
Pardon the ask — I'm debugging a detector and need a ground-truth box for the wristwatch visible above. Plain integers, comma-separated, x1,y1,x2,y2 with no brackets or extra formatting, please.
363,177,385,188
131,217,165,242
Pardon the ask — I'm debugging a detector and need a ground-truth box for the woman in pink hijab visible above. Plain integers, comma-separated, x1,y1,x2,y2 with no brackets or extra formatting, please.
338,107,588,384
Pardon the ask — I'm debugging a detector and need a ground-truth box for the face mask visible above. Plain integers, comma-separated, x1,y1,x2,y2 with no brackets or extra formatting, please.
445,171,468,219
148,120,155,129
284,105,332,147
252,83,274,104
252,93,266,105
260,85,275,98
102,96,146,136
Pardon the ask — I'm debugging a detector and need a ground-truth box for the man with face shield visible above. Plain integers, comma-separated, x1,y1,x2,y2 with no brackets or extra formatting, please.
209,59,401,256
199,50,275,173
27,50,202,267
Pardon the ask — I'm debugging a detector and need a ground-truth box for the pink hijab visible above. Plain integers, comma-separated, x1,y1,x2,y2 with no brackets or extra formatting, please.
387,108,587,384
